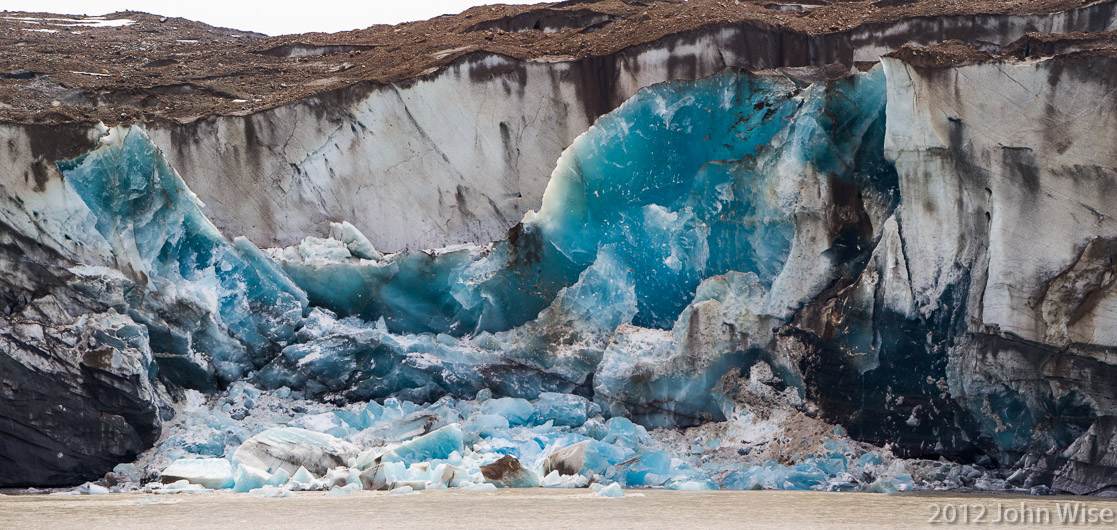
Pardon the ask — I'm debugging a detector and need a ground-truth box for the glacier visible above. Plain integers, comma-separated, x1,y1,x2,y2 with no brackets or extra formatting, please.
250,67,894,415
4,29,1117,498
4,65,905,492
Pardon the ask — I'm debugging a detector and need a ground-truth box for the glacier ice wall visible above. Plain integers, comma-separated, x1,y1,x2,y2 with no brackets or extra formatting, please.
0,64,900,487
247,68,897,424
876,53,1117,494
144,1,1117,253
0,66,895,439
273,68,894,336
6,42,1117,495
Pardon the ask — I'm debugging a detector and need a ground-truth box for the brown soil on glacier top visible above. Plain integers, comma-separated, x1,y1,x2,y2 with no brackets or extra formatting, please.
0,0,1114,125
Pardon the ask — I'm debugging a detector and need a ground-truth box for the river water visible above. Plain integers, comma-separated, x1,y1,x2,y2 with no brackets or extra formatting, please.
4,489,1117,529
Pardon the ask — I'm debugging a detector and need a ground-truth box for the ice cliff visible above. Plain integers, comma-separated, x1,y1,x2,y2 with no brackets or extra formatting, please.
3,4,1117,498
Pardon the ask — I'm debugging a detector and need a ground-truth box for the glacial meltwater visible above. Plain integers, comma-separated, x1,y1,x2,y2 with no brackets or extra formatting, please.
5,490,1117,530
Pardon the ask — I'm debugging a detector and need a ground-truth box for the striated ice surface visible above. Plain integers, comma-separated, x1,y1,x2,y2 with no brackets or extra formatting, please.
232,427,357,476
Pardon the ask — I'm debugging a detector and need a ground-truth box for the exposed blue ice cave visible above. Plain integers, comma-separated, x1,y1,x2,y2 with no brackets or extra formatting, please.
41,66,935,494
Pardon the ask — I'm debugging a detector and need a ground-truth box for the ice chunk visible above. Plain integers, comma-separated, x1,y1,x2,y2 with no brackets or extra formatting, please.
600,418,651,450
459,482,497,492
543,441,624,480
323,467,361,489
665,480,718,491
265,468,291,486
625,451,673,487
480,455,540,488
532,393,591,427
72,482,110,495
387,485,415,495
866,473,914,494
329,221,382,260
358,463,397,491
249,485,296,498
463,414,511,440
328,483,362,496
153,479,212,494
112,463,142,483
288,466,322,491
160,458,235,490
481,398,535,427
866,478,899,494
232,464,271,493
290,412,354,438
721,460,829,491
233,427,358,476
381,424,464,465
540,470,590,488
593,483,624,498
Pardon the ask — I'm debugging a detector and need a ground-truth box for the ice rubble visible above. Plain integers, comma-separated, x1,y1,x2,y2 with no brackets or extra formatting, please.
118,382,1005,497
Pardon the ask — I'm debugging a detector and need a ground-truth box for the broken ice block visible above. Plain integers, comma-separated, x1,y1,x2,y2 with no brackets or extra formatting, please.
593,483,624,498
481,398,535,427
160,458,235,489
380,424,464,465
232,464,270,493
232,427,358,475
480,455,540,488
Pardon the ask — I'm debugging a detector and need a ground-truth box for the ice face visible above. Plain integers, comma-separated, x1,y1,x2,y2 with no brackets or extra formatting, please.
58,127,308,387
270,72,797,337
55,67,931,494
50,67,892,419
